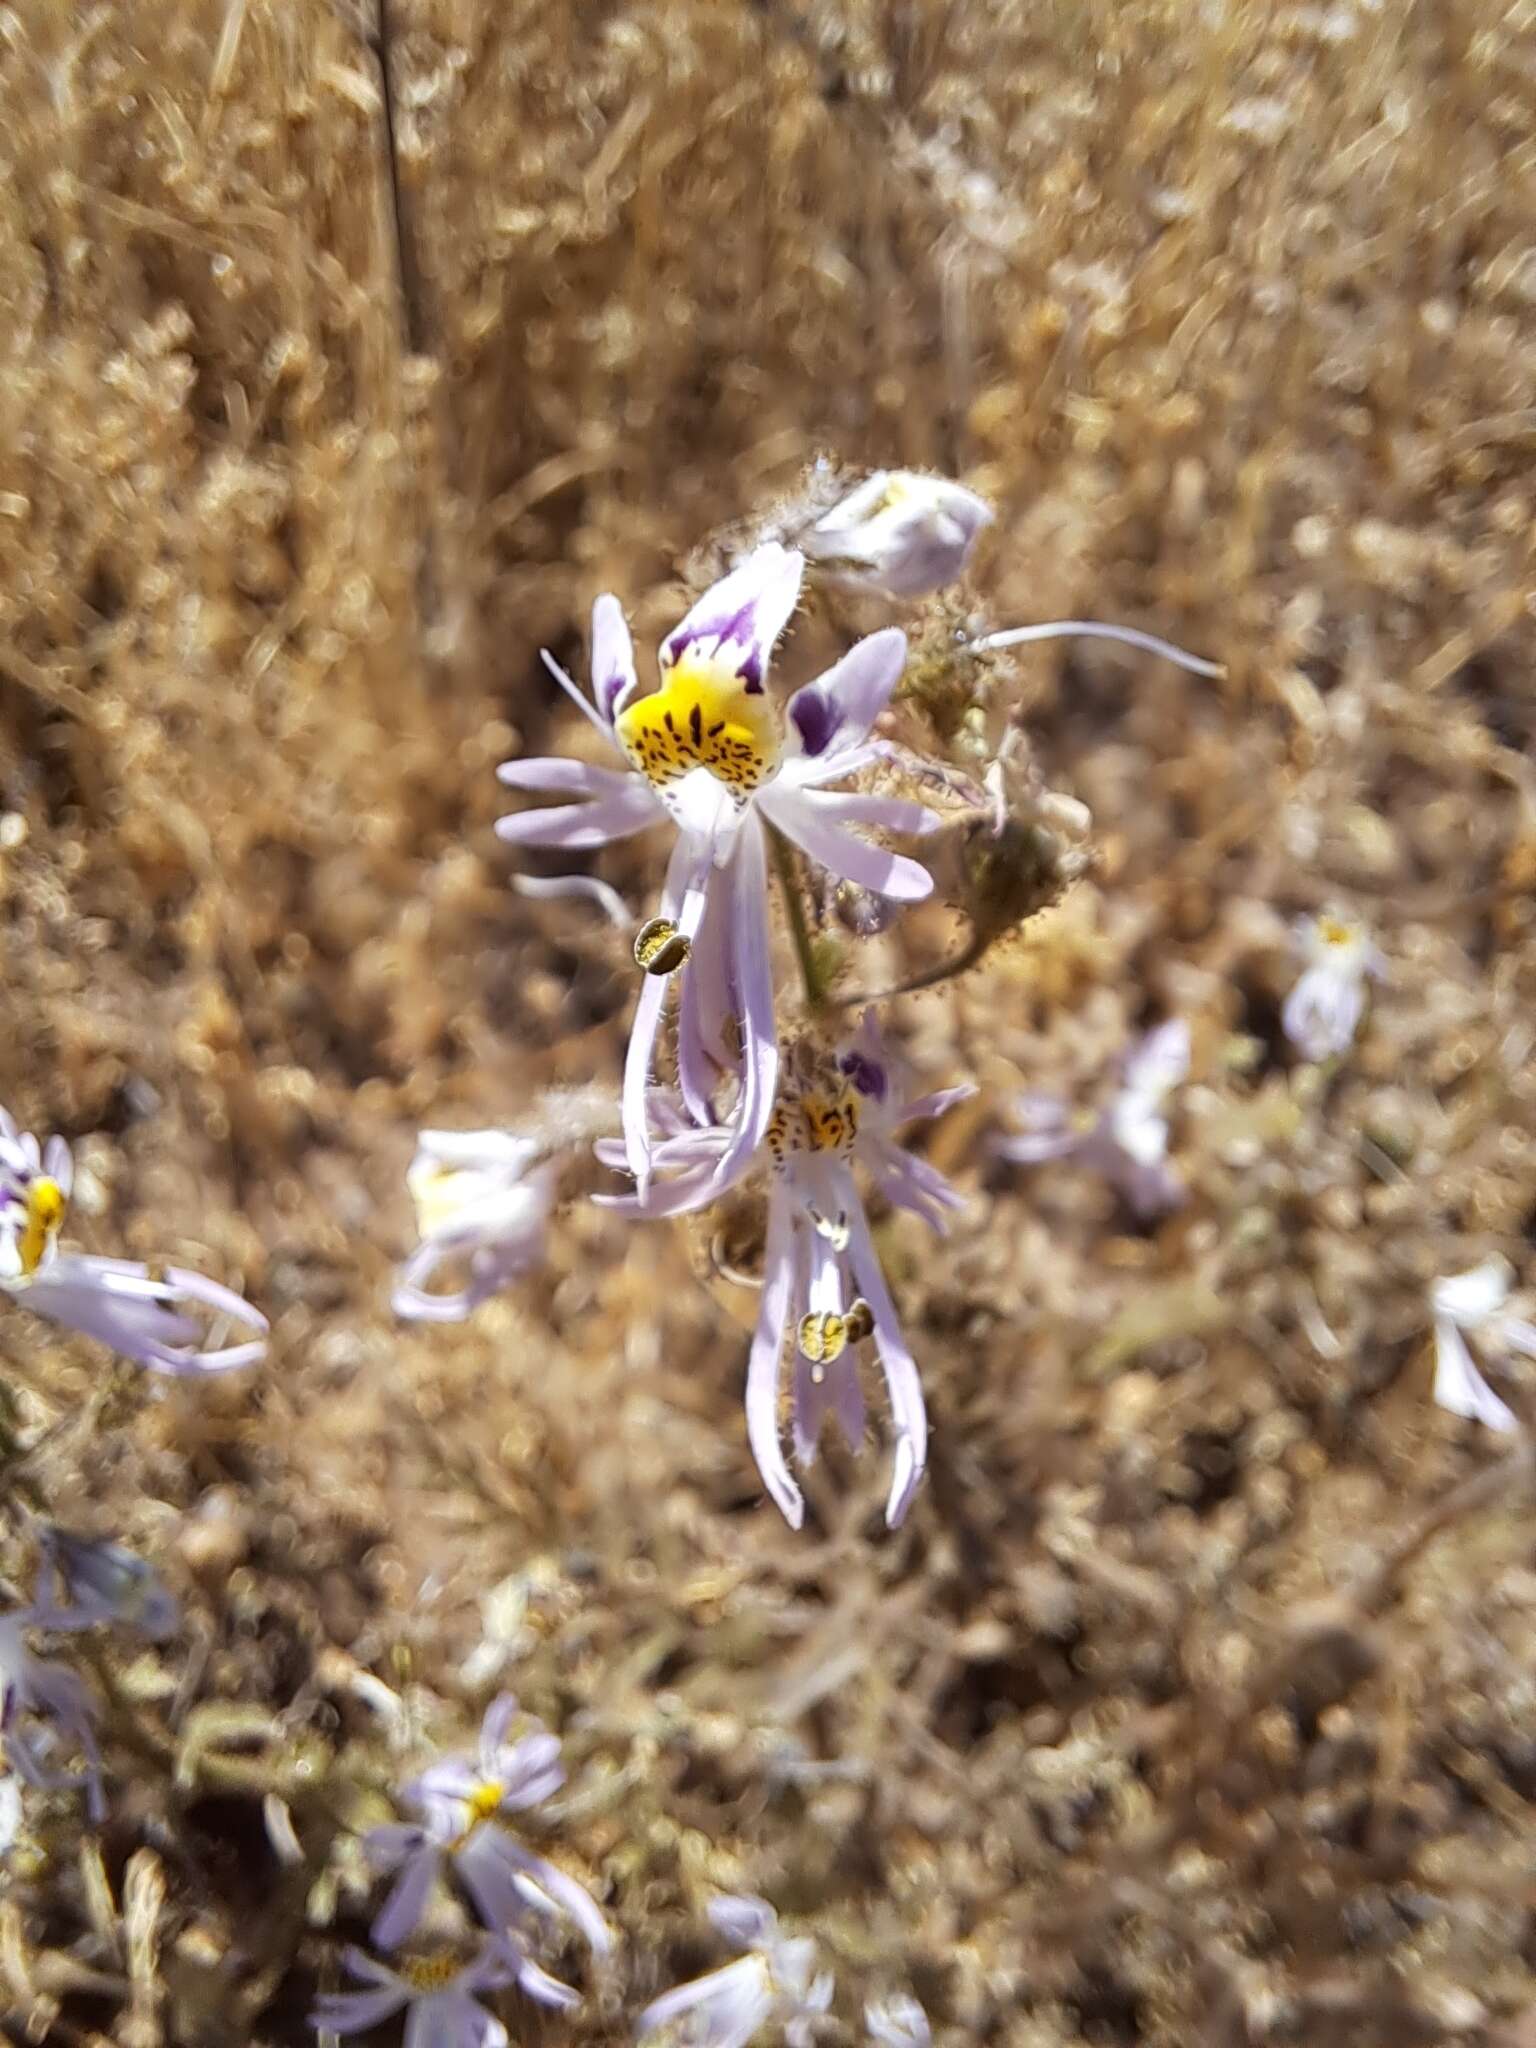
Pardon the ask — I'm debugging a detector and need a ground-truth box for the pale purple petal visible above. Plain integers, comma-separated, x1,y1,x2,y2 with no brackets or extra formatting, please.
512,871,630,925
746,1190,803,1529
1121,1019,1190,1099
899,1084,976,1126
365,1823,431,1871
1501,1318,1536,1360
760,789,932,902
370,1840,443,1949
841,1177,926,1528
797,789,939,837
496,757,637,798
696,816,779,1203
16,1255,266,1376
1282,963,1365,1061
784,630,907,757
312,1985,408,2035
404,1992,508,2048
622,956,672,1193
494,785,661,850
539,646,617,740
708,1894,779,1948
490,1838,613,1955
592,592,640,723
640,1956,775,2048
661,544,804,694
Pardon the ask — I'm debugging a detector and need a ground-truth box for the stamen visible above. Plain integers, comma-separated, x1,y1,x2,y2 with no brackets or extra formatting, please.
400,1952,469,1992
844,1297,875,1344
635,917,693,975
799,1310,849,1364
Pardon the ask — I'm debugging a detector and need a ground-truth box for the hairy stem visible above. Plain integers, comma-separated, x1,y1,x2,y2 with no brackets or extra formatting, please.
769,824,828,1013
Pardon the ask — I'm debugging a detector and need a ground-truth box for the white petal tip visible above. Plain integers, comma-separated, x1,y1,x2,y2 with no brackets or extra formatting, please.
885,1436,922,1527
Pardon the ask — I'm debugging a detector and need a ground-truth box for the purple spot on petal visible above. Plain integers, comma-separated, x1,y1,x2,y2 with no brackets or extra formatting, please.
840,1050,888,1101
790,688,842,757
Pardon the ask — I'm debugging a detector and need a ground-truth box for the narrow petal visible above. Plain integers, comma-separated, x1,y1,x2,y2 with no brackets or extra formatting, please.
1500,1318,1536,1360
661,545,804,692
640,1956,774,2048
696,816,779,1202
798,788,940,837
622,960,671,1193
1431,1257,1513,1324
591,592,640,723
760,790,932,902
1282,963,1364,1061
370,1842,442,1949
970,618,1223,679
497,757,637,798
899,1083,977,1126
1433,1316,1519,1432
707,1894,779,1947
499,1843,612,1954
841,1173,926,1527
311,1987,408,2034
494,786,660,850
539,646,617,740
783,629,907,757
746,1192,802,1528
18,1255,267,1375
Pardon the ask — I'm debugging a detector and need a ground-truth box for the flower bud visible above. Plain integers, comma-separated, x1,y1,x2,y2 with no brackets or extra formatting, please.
802,470,993,598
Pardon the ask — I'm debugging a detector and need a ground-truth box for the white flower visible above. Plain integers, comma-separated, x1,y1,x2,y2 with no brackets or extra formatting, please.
393,1131,555,1322
639,1896,832,2048
865,1995,931,2048
800,470,993,598
996,1021,1189,1221
311,1939,567,2047
1281,913,1383,1061
1430,1257,1536,1434
498,546,937,1198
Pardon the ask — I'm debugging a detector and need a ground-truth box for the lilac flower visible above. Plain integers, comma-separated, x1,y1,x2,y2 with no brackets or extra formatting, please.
393,1131,555,1323
602,1016,967,1529
0,1104,267,1374
0,1612,104,1822
1430,1258,1536,1434
497,546,937,1196
639,1895,832,2048
364,1694,609,1958
865,1995,932,2048
312,1937,575,2048
29,1526,180,1642
1281,913,1384,1062
996,1020,1189,1221
799,470,993,598
0,1773,20,1856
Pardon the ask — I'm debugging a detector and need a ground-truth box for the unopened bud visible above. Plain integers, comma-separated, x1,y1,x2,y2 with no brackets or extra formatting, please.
802,470,993,599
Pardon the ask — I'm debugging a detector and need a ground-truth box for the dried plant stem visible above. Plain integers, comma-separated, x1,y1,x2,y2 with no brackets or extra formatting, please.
769,823,829,1014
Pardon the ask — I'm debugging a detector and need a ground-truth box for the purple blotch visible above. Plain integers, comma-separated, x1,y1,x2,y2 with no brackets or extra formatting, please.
840,1050,888,1101
789,687,842,757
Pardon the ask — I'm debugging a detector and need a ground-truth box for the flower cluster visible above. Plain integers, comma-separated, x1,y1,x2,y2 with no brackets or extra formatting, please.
396,472,1227,1530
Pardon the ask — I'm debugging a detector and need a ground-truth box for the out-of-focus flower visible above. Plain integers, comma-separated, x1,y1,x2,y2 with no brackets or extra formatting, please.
0,1612,104,1822
497,547,936,1196
0,1104,267,1374
639,1895,832,2048
865,1994,931,2048
1281,913,1384,1061
601,1015,968,1529
1430,1258,1536,1434
0,1774,21,1856
996,1020,1189,1221
29,1526,180,1641
800,470,993,598
393,1131,556,1323
311,1937,573,2048
364,1694,609,1957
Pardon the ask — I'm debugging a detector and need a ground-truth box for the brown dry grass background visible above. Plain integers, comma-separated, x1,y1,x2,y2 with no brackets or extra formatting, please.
3,0,1536,2043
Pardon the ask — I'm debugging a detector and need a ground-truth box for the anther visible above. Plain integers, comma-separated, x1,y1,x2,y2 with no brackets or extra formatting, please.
798,1310,849,1364
844,1297,874,1344
634,917,692,975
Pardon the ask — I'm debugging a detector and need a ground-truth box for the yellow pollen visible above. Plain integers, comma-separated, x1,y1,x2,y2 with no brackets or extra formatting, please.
615,654,780,795
400,1953,467,1993
465,1779,504,1824
19,1177,65,1277
1319,916,1354,948
798,1310,849,1365
634,916,692,975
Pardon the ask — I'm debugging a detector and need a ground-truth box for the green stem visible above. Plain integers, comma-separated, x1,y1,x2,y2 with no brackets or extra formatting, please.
768,824,828,1013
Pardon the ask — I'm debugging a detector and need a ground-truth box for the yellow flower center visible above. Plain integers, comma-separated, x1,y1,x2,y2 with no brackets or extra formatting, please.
399,1952,467,1993
615,654,780,795
1318,917,1354,948
19,1177,65,1277
465,1778,505,1825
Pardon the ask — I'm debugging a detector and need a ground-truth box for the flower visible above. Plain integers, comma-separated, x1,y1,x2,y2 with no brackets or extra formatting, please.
1281,913,1383,1061
497,546,937,1196
799,470,993,598
995,1020,1189,1221
865,1995,932,2048
1430,1258,1536,1434
0,1104,267,1374
311,1937,575,2048
0,1611,104,1822
0,1773,20,1856
639,1895,832,2048
364,1694,609,1957
602,1015,967,1530
393,1131,556,1322
28,1526,180,1641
